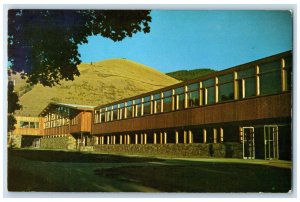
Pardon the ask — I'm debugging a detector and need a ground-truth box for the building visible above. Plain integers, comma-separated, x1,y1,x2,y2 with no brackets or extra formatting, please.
9,116,44,148
39,102,94,150
91,51,292,160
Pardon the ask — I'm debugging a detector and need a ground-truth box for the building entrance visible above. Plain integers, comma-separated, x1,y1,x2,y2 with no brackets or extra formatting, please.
242,127,255,159
264,125,279,160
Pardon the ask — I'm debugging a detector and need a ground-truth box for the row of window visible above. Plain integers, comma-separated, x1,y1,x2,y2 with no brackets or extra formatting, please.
94,56,291,124
19,121,39,129
44,112,78,129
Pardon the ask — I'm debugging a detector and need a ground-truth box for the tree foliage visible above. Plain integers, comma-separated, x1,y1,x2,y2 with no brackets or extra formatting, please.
8,10,152,87
7,81,21,132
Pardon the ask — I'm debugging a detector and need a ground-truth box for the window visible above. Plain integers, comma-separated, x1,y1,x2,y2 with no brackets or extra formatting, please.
175,87,185,110
284,56,292,90
237,67,256,98
94,110,100,123
143,96,151,115
100,108,105,123
218,73,234,102
119,103,125,120
163,90,172,112
134,99,142,117
106,106,112,122
20,121,29,128
126,101,133,118
153,93,161,114
112,104,118,120
202,78,215,105
260,60,282,95
187,83,199,108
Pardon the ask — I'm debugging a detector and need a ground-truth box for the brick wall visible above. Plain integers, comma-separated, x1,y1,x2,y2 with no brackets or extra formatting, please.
94,143,243,158
40,135,76,150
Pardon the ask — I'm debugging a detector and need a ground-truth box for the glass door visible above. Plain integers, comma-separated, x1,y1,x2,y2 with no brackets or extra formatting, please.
242,127,255,159
264,125,279,160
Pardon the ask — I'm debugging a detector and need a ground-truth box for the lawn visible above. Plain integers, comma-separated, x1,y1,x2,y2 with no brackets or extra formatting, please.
7,149,291,192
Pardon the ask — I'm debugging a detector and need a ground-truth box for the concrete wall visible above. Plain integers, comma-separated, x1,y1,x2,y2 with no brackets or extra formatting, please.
40,135,76,150
94,143,243,158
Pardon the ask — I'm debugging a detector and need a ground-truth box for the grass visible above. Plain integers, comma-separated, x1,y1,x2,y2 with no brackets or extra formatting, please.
7,149,291,192
14,59,180,116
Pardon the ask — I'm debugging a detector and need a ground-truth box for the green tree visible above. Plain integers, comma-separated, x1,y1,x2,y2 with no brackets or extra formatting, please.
7,80,21,132
8,9,152,87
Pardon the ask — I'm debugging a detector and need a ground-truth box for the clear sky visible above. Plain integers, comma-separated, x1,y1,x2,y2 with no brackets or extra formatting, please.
78,10,293,73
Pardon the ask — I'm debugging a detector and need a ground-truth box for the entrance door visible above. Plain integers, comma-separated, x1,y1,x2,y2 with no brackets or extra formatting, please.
264,125,279,160
242,127,255,159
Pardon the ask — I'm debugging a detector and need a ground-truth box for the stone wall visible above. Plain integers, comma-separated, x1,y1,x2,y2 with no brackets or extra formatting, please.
94,143,243,158
40,135,76,150
9,135,22,148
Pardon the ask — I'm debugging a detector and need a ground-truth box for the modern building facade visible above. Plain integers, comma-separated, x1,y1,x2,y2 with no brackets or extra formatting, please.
38,102,94,150
10,51,292,160
9,116,44,148
91,51,292,160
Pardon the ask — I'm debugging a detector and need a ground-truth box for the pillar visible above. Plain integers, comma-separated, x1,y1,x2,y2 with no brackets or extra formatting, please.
144,133,147,144
203,129,207,144
135,134,138,144
164,132,167,144
124,135,127,145
188,130,193,144
120,135,123,144
160,132,163,144
184,130,187,144
220,128,224,143
154,133,157,144
107,136,110,145
175,131,179,144
127,135,130,144
213,128,217,143
256,65,260,96
141,133,144,144
281,58,287,92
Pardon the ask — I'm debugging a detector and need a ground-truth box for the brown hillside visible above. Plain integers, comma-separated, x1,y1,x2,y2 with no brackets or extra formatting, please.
15,59,180,116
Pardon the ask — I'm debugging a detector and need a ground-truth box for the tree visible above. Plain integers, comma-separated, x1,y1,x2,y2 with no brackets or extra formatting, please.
7,80,21,132
8,10,152,87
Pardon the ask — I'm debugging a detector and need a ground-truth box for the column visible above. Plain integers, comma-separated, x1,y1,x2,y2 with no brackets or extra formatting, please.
124,135,127,145
203,129,207,144
164,132,167,144
160,132,163,144
154,132,157,144
239,127,243,143
175,131,179,144
144,133,147,144
220,128,224,143
107,136,110,145
281,58,287,92
256,65,260,96
120,135,123,144
234,72,239,100
184,130,187,144
213,128,217,143
135,134,138,144
127,134,130,144
188,130,193,144
215,77,219,103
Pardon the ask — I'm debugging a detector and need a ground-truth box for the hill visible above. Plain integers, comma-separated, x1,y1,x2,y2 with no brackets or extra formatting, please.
15,59,180,116
166,68,215,81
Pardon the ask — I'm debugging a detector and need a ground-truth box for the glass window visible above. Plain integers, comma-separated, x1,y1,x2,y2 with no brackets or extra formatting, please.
20,121,29,128
34,122,39,128
218,73,233,84
163,90,172,97
100,108,105,123
238,67,256,79
113,105,118,120
176,94,185,110
219,82,234,102
126,101,133,118
175,87,184,94
119,103,125,120
163,97,172,112
259,60,281,73
30,122,35,128
260,70,282,95
188,90,199,107
203,78,214,87
187,83,199,108
207,87,215,105
143,101,151,115
134,99,142,117
153,93,161,114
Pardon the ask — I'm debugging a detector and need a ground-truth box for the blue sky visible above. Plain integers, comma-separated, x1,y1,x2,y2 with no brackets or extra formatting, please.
78,10,293,73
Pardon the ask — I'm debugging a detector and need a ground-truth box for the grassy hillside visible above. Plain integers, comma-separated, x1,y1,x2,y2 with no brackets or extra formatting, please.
15,59,180,116
166,68,215,81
